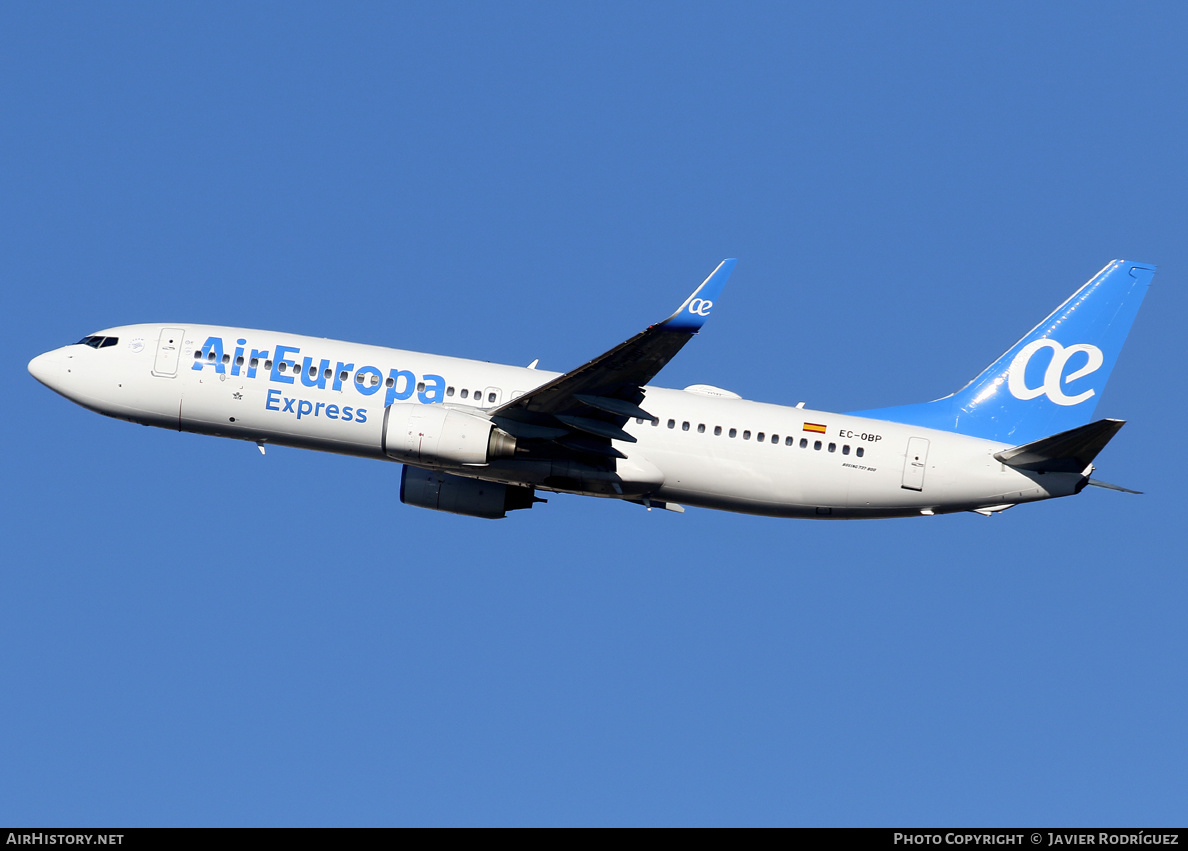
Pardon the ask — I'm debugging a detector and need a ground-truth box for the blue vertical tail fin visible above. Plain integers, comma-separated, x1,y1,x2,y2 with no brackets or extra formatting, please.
849,260,1156,444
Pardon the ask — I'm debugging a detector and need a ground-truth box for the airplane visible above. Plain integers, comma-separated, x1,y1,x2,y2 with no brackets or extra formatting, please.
27,258,1154,519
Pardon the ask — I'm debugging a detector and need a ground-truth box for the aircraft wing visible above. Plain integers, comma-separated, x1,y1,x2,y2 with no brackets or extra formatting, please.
488,259,736,455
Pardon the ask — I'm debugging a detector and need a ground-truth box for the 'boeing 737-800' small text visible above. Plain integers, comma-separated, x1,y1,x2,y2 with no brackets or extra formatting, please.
29,258,1154,519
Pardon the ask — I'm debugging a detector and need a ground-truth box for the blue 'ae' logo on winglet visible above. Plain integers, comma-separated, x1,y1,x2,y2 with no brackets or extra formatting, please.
664,258,736,332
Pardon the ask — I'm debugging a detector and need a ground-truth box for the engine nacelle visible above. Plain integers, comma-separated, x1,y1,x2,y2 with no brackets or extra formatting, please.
383,404,517,466
400,466,540,519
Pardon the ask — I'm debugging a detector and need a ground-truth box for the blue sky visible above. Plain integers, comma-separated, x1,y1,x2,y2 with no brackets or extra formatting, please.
3,2,1186,826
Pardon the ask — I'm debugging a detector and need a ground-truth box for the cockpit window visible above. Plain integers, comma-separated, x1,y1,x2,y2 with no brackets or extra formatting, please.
74,335,119,349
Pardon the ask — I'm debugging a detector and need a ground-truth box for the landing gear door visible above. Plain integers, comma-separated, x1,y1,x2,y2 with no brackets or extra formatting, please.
152,328,186,377
901,437,930,491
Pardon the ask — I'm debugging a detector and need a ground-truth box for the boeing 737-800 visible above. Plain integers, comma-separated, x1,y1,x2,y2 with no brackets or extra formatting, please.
28,259,1153,519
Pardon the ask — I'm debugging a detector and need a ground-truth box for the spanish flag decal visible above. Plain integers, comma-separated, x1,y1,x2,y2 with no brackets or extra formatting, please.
802,422,827,434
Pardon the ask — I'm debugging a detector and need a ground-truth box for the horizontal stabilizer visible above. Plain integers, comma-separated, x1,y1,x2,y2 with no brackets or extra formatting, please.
1085,478,1142,495
993,418,1125,473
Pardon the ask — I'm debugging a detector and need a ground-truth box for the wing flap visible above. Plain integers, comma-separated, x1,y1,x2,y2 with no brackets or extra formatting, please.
556,414,638,443
575,394,656,421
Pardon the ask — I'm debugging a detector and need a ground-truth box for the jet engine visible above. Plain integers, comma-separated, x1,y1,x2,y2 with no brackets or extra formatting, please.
399,466,541,519
383,404,516,466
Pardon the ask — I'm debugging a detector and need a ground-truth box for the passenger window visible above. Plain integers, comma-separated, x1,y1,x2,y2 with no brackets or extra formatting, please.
488,392,496,403
338,370,348,381
236,356,245,367
743,430,751,440
308,365,316,378
828,443,836,453
250,358,259,369
265,360,273,370
729,428,737,438
279,362,288,373
682,421,690,431
223,354,231,364
785,436,793,446
447,387,455,397
800,438,808,448
385,377,395,388
842,445,850,455
757,432,765,442
667,419,675,429
324,368,332,379
461,389,469,399
697,424,705,434
636,418,645,425
193,350,202,359
814,440,822,450
856,447,865,458
418,382,426,393
771,434,778,444
652,418,659,427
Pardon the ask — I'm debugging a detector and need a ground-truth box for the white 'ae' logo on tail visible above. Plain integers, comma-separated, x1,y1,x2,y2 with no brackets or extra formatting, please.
1007,340,1104,406
688,298,713,317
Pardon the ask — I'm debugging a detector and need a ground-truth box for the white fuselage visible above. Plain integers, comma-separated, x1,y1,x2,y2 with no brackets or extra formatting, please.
28,323,1080,519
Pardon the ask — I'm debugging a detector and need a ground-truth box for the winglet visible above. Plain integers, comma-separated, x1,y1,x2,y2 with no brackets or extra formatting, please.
661,259,737,332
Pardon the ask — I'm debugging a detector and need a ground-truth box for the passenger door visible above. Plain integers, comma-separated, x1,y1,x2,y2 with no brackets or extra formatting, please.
152,328,186,377
901,437,930,491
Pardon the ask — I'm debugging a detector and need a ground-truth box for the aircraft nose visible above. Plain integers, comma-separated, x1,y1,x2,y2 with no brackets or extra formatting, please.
28,350,61,388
